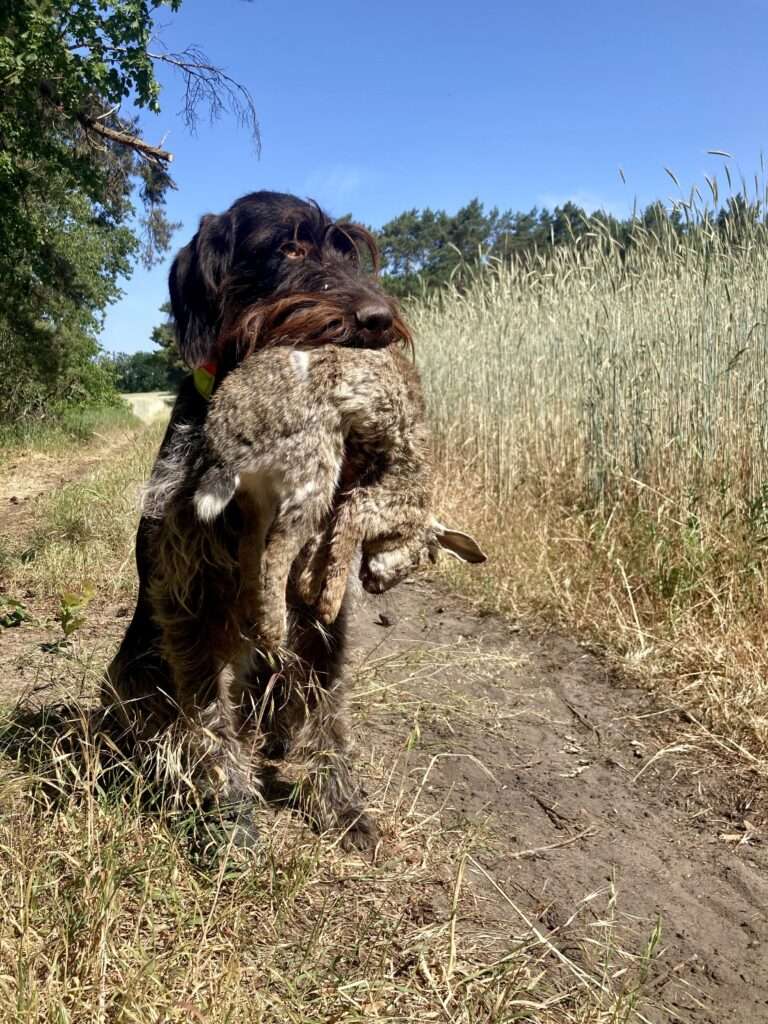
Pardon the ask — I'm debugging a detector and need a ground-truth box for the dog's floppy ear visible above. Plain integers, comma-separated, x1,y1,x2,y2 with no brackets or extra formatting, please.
431,519,487,564
169,212,235,367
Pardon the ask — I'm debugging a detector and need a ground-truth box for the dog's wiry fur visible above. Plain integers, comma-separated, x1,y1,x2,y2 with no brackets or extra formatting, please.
104,191,469,851
107,377,371,847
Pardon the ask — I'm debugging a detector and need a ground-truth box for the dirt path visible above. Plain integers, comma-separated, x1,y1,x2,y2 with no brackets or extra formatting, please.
122,391,174,423
3,434,767,1023
1,430,142,543
346,584,768,1024
1,392,166,542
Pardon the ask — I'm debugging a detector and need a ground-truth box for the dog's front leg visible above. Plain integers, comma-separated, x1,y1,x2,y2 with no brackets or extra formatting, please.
282,673,378,854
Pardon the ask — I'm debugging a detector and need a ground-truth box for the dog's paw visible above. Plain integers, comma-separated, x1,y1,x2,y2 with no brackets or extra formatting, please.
361,544,426,593
338,809,379,854
184,797,261,869
245,609,286,654
314,580,346,625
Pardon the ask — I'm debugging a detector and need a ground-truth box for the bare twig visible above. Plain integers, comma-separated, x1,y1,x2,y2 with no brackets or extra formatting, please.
147,46,260,153
509,825,597,859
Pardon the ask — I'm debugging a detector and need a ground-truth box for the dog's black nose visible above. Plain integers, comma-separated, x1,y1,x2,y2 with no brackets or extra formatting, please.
355,304,393,333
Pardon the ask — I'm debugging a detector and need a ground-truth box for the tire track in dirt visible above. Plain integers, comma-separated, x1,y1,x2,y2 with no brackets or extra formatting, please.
1,430,143,544
1,392,166,543
1,427,149,701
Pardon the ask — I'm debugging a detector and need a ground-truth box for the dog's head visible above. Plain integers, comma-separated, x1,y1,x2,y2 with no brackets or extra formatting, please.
169,191,409,368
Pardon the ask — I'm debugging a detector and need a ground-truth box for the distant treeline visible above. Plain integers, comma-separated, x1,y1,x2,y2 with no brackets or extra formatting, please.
374,193,762,296
105,350,185,394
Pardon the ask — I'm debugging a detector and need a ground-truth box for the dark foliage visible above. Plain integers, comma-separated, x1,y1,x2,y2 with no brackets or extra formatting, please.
105,351,185,394
374,194,765,297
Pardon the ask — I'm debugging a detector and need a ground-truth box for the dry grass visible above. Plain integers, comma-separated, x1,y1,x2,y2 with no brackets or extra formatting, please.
0,434,664,1023
414,199,768,781
2,426,162,605
0,685,661,1024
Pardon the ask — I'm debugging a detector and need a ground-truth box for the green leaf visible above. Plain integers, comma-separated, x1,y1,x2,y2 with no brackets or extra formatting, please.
0,597,31,629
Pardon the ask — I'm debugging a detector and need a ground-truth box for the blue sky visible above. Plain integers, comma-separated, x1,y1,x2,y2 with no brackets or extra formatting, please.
105,0,768,353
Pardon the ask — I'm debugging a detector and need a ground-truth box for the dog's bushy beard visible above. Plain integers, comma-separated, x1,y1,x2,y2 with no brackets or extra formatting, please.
221,293,413,356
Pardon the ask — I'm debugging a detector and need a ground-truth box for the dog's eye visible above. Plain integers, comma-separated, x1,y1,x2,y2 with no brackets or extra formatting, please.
281,242,306,260
321,282,331,291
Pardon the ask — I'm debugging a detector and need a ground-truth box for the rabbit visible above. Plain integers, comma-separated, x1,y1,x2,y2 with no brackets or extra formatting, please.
192,342,486,651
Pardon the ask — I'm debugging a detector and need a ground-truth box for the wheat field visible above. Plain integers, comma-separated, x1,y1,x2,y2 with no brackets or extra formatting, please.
416,212,768,503
415,205,768,775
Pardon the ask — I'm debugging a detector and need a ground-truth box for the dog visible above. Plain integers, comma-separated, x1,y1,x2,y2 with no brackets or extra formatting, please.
104,192,425,854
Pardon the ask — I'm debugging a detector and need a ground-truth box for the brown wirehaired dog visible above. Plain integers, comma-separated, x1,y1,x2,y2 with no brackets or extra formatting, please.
136,306,484,856
104,192,422,854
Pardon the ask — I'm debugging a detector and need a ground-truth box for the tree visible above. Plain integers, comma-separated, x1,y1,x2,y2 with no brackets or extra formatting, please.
0,183,135,420
716,194,761,244
492,207,543,256
150,301,186,387
377,208,445,295
431,199,499,285
377,200,515,295
106,350,182,392
0,1,257,421
549,202,588,245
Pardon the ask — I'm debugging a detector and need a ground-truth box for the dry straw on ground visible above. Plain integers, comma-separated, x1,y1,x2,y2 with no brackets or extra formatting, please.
0,426,667,1022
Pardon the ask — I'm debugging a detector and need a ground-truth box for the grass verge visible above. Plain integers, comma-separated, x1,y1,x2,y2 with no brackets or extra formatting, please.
433,456,768,776
0,402,137,465
2,425,162,605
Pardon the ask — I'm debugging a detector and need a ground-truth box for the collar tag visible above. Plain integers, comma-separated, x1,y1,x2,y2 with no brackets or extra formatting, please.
193,362,217,400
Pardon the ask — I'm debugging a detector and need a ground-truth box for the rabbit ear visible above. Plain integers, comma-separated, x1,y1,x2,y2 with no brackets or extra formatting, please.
432,519,487,564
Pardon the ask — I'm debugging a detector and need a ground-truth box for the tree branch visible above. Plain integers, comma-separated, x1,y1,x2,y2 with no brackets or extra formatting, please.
77,115,173,164
147,46,260,153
